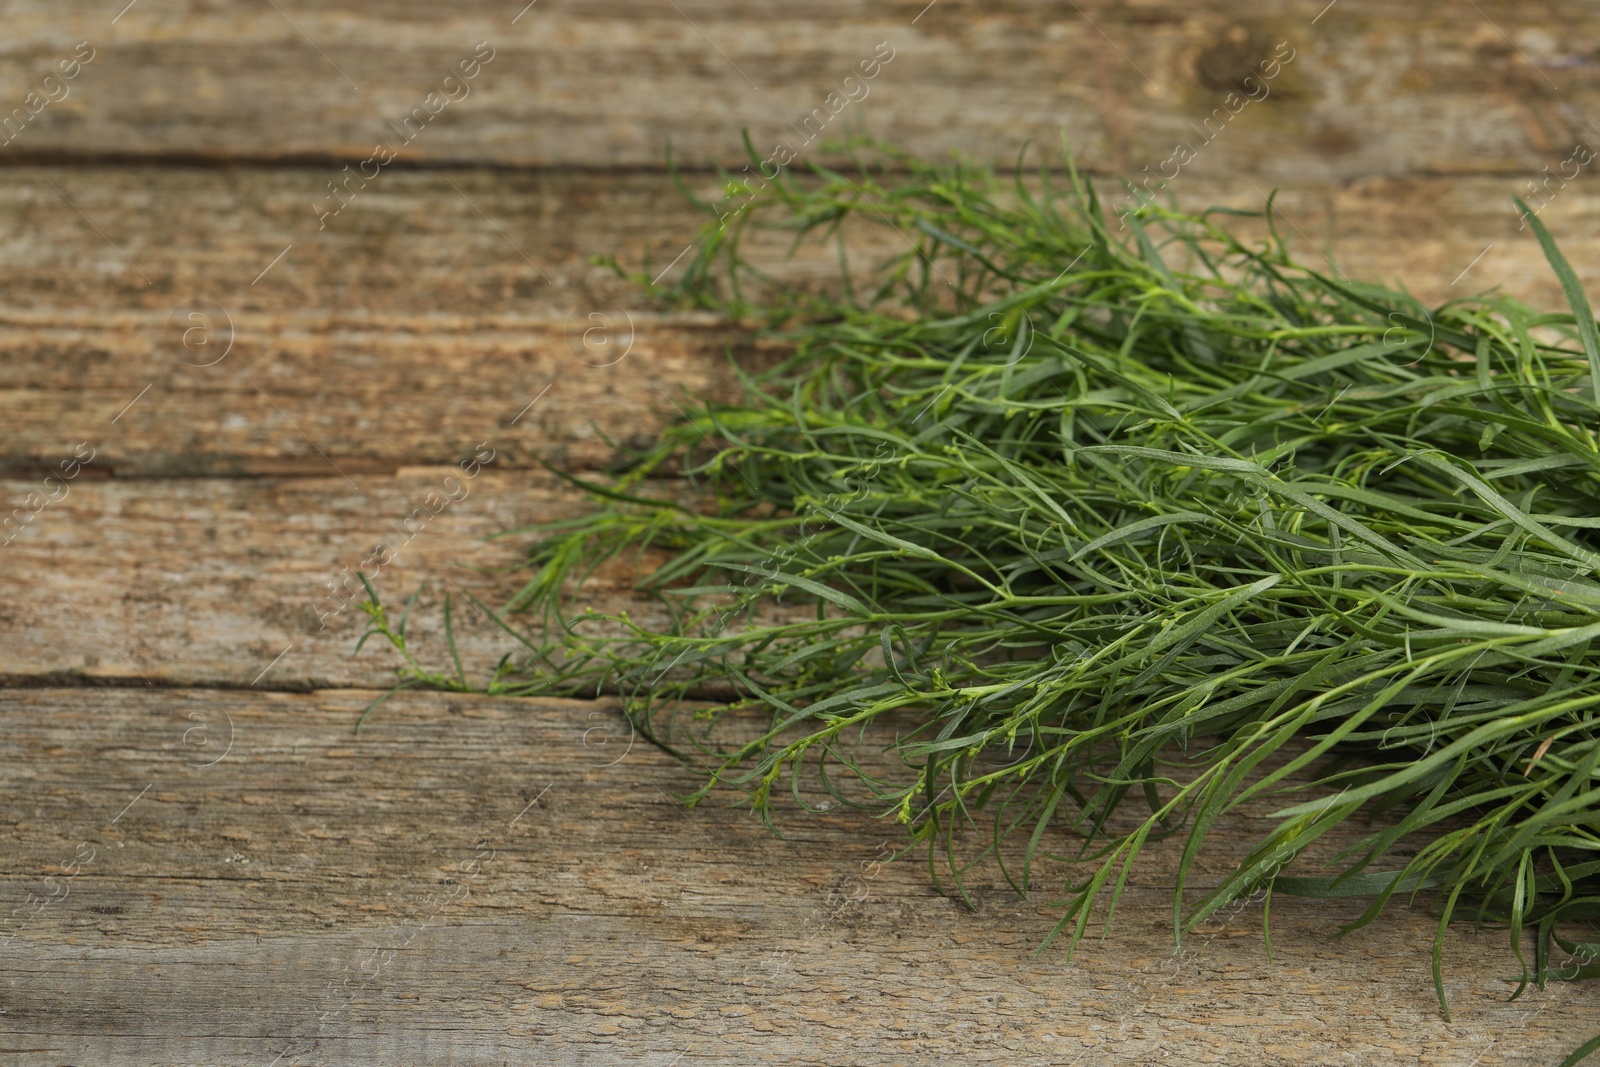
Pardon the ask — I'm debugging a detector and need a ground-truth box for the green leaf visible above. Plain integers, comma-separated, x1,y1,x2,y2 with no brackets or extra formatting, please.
1517,196,1600,403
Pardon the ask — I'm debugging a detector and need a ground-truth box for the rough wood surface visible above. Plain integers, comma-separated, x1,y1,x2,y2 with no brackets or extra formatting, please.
0,1,1595,181
5,164,1600,1062
8,0,1600,1060
0,471,644,690
3,168,1600,481
2,688,1594,1066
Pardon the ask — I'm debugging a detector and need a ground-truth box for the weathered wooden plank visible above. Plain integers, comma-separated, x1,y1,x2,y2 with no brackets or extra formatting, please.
2,4,1596,1059
0,312,760,478
3,168,1600,481
0,1,1594,183
0,471,646,689
1,687,1592,1065
0,166,815,478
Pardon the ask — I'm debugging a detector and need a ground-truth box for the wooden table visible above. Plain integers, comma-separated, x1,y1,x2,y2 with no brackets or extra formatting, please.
3,3,1599,1063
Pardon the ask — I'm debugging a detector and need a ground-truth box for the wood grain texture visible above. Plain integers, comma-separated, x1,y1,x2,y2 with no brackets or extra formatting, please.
3,168,1600,481
2,687,1594,1066
0,1,1595,182
4,166,1600,1063
6,0,1600,1057
0,471,651,690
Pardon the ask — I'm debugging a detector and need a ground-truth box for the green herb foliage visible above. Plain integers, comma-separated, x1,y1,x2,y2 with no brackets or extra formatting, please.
360,142,1600,1030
